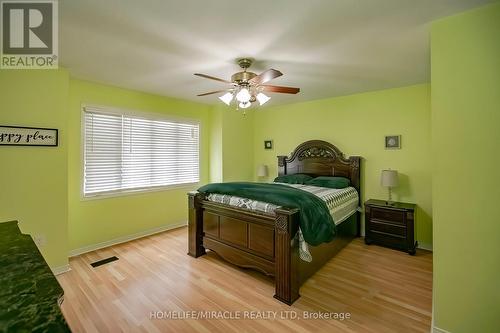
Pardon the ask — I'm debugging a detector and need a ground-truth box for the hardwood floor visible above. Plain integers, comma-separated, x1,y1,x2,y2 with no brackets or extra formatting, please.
58,227,432,333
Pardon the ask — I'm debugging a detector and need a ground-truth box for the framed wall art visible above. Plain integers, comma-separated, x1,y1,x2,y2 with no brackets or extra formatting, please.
385,135,401,149
0,125,58,147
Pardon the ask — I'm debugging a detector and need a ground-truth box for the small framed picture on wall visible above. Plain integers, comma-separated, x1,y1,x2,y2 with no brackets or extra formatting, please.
385,135,401,149
264,140,273,150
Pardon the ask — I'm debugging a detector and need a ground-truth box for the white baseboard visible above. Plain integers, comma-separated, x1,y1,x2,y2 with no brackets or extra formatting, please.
433,326,451,333
68,222,187,257
52,264,71,275
418,242,433,251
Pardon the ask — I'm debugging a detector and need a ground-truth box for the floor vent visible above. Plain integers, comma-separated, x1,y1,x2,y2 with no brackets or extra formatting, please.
90,256,119,268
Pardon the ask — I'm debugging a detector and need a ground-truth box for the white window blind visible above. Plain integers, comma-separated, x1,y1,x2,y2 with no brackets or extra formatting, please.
83,106,200,197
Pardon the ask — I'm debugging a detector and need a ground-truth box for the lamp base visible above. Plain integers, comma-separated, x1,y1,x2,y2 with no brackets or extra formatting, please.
386,187,395,206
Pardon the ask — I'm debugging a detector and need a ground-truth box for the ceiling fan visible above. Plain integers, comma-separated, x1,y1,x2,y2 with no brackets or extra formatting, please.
194,58,300,109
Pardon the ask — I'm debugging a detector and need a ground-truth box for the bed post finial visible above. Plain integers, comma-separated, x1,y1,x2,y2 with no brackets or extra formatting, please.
349,156,361,193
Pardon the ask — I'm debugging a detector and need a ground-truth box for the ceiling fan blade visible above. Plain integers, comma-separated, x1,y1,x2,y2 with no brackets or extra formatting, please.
261,85,300,94
197,89,231,97
194,73,233,84
249,69,283,85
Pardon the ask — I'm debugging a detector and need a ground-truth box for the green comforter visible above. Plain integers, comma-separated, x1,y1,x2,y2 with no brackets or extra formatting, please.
198,182,336,246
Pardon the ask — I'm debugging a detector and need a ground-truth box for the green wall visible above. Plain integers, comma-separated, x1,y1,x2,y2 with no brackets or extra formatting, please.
0,69,69,268
67,79,212,251
253,84,433,246
209,104,254,182
209,105,223,182
431,3,500,332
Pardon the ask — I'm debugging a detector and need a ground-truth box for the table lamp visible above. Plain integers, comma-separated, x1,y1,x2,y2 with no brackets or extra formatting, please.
257,164,268,178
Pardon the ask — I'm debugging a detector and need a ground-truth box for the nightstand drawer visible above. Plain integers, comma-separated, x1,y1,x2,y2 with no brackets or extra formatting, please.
369,219,406,237
368,231,406,248
371,207,405,224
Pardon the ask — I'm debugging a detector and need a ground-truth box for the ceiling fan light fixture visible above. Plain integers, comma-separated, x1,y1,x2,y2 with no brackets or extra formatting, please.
195,59,300,111
218,92,233,105
239,101,251,109
236,88,251,103
256,93,271,106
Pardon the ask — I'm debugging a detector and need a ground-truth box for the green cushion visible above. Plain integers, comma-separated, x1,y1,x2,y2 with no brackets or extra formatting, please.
306,176,351,189
274,173,313,184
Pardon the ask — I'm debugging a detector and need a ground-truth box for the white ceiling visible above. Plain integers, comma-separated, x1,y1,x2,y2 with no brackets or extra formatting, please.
60,0,494,106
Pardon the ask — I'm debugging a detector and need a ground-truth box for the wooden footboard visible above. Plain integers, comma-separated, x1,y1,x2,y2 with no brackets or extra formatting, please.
188,194,360,305
188,192,301,304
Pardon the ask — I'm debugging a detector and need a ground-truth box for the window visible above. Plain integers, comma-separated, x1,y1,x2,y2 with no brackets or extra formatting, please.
83,106,200,197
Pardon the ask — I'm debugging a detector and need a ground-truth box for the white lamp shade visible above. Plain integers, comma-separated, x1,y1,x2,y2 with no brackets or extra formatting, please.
236,88,251,103
381,169,399,187
257,164,268,177
218,92,233,105
256,93,271,106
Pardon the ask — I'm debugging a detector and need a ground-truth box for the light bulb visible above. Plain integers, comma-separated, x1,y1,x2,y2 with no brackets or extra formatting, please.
256,93,271,105
236,88,251,103
218,92,233,105
239,102,251,109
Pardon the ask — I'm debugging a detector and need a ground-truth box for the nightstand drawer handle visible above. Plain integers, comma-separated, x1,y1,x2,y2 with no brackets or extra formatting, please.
371,230,406,239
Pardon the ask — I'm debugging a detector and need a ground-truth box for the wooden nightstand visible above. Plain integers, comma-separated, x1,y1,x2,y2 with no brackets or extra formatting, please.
364,199,417,255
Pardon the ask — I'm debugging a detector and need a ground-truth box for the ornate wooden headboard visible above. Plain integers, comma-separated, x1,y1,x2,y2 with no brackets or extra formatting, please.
277,140,361,193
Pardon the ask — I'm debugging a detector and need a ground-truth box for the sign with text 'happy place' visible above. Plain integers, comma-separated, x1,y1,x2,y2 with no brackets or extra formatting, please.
0,125,58,146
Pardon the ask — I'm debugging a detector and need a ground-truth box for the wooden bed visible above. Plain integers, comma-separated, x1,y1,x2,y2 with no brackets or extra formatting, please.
188,140,361,305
